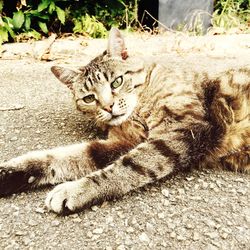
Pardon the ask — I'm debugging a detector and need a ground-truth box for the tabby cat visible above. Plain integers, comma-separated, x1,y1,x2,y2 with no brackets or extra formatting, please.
0,28,249,214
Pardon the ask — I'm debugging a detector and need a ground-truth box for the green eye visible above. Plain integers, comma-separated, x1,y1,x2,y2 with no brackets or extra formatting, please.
83,94,95,103
111,76,123,89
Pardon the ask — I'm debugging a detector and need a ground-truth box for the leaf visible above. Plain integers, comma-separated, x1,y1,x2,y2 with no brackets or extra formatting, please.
24,16,31,30
38,0,50,12
28,10,49,20
4,23,15,39
0,0,4,13
27,30,41,40
56,6,65,24
48,2,56,14
0,27,8,42
13,11,25,29
3,16,14,29
38,21,48,33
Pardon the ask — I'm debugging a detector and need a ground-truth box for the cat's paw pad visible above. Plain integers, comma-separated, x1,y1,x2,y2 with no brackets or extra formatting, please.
45,181,84,214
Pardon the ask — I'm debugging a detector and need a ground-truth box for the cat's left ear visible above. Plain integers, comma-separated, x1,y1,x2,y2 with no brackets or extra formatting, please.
51,66,79,90
107,27,128,60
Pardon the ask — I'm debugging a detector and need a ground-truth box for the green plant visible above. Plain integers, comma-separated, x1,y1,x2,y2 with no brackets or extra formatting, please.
0,0,66,44
0,0,139,45
212,0,250,31
73,14,107,38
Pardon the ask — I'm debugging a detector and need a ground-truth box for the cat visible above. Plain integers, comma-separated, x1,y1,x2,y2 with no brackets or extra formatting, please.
0,28,249,214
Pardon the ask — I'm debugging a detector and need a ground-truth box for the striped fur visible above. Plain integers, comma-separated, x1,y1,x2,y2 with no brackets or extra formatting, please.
0,28,249,214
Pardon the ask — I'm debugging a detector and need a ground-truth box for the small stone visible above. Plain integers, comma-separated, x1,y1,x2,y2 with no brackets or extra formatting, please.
158,212,165,219
205,220,216,228
206,231,218,239
245,215,250,223
160,241,167,247
193,232,200,241
170,232,176,238
178,188,185,195
68,214,79,218
106,216,113,224
13,211,19,217
202,182,209,189
221,232,228,239
10,136,18,141
15,231,27,236
161,189,169,197
117,245,126,250
51,220,60,227
146,222,154,232
28,219,38,226
35,207,45,214
126,227,134,233
186,176,195,181
93,228,103,234
209,183,216,189
124,238,133,246
86,231,93,238
235,178,244,183
177,235,186,241
163,200,170,206
73,217,82,223
23,237,31,246
139,232,150,243
105,247,112,250
185,223,193,229
238,189,247,195
117,211,125,219
131,217,137,224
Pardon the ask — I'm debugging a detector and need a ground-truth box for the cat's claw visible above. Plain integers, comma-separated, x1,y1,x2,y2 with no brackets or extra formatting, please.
45,179,97,214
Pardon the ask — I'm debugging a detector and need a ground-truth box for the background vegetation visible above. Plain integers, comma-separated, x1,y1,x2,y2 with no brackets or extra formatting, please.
212,0,249,31
0,0,249,45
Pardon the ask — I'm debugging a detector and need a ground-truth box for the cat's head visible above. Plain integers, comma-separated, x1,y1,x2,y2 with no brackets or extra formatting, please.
51,28,146,126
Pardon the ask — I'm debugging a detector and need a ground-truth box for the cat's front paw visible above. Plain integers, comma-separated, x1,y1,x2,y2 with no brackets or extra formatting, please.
0,166,26,196
0,152,52,196
45,179,99,214
0,162,42,196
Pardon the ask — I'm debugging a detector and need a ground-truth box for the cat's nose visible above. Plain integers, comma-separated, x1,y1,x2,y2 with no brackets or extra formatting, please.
103,103,114,113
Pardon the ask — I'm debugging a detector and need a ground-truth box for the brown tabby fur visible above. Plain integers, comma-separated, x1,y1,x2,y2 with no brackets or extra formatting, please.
0,28,249,214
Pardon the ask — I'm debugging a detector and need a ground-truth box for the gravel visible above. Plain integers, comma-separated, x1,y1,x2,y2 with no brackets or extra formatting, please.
0,33,250,249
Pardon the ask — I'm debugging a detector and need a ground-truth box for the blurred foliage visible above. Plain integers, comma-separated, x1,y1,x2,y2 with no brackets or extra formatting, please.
0,0,138,44
212,0,250,31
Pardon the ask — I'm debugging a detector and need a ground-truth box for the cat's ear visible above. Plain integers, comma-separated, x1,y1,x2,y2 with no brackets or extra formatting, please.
107,27,128,60
51,66,79,90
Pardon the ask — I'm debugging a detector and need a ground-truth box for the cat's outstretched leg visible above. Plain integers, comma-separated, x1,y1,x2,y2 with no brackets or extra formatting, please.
45,137,182,214
0,143,89,195
0,138,134,196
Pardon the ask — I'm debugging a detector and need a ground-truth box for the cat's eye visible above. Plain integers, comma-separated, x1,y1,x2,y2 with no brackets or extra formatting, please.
111,76,123,89
83,94,95,103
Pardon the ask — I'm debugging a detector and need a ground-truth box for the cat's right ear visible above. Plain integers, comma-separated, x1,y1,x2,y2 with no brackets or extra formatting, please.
51,66,79,90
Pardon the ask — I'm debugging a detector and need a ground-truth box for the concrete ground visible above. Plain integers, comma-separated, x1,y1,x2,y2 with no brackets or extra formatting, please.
0,33,249,249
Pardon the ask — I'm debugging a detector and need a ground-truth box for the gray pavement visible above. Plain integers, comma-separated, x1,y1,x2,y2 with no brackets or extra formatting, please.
0,34,249,249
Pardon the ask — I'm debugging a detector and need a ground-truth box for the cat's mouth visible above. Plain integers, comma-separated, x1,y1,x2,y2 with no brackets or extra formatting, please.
112,114,124,119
